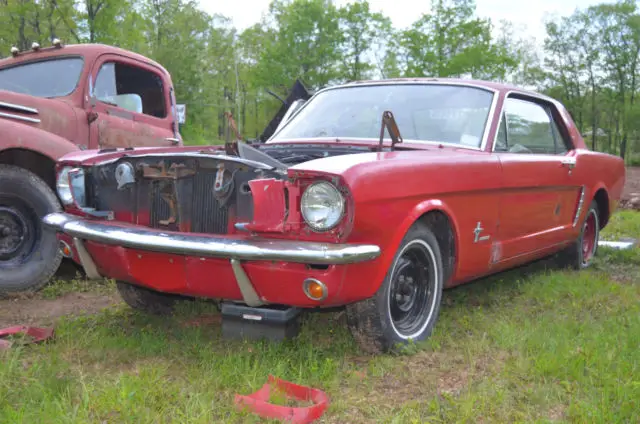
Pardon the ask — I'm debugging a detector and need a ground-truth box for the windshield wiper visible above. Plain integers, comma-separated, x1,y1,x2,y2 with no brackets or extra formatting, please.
378,110,403,152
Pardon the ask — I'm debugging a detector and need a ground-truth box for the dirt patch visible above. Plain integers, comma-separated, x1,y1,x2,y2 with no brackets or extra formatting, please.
341,350,509,413
0,292,121,328
622,167,640,210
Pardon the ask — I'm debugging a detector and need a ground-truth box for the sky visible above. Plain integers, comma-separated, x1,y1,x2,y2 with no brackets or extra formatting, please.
198,0,607,45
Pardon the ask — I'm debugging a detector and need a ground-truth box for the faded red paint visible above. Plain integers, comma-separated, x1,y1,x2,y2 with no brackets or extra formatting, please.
0,43,181,167
54,79,626,308
244,179,288,233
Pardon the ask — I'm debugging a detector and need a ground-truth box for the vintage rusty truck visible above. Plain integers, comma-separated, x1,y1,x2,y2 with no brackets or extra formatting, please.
0,41,183,294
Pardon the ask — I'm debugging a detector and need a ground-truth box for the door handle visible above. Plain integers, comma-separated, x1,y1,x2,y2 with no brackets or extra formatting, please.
166,137,180,146
561,158,576,169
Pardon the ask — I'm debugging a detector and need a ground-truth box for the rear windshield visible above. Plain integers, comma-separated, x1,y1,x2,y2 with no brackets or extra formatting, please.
0,57,84,98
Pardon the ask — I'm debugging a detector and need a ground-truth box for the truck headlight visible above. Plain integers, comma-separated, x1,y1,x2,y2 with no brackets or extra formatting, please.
56,166,85,206
300,181,345,231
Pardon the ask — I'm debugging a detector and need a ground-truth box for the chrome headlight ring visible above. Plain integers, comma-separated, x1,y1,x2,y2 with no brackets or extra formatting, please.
300,181,345,232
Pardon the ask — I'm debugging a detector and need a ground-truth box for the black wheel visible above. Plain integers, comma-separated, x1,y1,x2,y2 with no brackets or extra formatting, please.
116,281,181,315
556,200,600,269
0,165,62,294
346,222,444,354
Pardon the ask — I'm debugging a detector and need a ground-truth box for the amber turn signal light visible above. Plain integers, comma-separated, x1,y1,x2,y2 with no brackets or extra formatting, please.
303,278,327,301
59,240,72,258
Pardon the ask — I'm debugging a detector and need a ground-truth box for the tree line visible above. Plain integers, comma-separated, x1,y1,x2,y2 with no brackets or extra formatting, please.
1,0,639,164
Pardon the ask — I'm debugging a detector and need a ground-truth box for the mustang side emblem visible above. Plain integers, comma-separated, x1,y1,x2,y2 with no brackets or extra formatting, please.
473,221,490,243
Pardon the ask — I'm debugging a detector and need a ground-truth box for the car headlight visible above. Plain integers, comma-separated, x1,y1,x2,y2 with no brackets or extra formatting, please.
300,181,345,231
56,166,85,206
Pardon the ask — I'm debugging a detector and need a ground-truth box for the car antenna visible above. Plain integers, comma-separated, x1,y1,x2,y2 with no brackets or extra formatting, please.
378,110,403,152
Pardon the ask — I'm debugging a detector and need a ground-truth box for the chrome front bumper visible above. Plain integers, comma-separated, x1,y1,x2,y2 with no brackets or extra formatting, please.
43,212,382,265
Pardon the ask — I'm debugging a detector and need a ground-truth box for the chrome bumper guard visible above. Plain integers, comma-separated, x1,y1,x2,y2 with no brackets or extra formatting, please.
42,213,382,265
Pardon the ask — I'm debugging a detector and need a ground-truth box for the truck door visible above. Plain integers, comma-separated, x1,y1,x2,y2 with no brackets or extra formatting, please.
86,53,179,149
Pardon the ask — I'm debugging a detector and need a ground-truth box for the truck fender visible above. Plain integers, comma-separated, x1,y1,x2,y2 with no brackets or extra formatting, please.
0,119,81,162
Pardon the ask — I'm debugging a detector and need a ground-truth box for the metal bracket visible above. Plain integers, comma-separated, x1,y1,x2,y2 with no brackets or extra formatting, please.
230,258,265,307
378,110,403,152
72,237,102,280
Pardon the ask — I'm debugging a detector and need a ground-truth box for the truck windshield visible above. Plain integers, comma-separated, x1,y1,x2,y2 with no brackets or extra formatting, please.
0,57,84,98
271,84,495,148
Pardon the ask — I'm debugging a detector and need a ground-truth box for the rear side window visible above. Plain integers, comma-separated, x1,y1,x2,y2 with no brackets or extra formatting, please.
94,61,166,118
498,97,568,154
0,57,84,98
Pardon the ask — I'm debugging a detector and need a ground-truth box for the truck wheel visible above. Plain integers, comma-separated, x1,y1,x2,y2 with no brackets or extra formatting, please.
346,222,444,354
116,281,180,315
0,165,62,294
556,200,600,269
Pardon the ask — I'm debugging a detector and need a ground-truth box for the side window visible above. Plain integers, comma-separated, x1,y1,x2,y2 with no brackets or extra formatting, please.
502,97,566,154
93,61,166,118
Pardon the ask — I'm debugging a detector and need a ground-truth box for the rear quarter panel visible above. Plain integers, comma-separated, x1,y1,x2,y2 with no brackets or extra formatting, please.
573,149,626,225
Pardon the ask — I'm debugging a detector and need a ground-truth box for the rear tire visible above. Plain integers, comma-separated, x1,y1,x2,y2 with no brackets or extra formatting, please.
116,281,181,315
346,222,444,354
0,165,62,295
556,200,600,269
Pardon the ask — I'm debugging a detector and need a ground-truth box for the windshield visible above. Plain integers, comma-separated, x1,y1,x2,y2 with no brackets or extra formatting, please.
271,84,495,148
0,57,84,98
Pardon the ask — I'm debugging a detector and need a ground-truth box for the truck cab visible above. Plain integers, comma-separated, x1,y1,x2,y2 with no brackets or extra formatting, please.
0,41,183,294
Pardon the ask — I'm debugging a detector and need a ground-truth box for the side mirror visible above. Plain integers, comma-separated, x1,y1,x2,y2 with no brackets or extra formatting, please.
175,104,186,124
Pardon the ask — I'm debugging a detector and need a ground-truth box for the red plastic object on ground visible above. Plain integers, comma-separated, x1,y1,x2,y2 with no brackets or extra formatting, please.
234,375,329,423
0,326,55,350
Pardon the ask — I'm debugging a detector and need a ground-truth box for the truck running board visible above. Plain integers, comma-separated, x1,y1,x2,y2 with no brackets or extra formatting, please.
220,303,302,342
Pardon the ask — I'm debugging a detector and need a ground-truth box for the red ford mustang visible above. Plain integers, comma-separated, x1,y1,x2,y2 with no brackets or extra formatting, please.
43,79,626,353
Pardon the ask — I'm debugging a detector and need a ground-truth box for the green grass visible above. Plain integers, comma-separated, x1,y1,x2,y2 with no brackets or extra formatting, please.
1,213,639,423
601,210,640,241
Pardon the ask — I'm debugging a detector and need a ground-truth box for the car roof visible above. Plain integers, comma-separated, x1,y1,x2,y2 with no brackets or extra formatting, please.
328,77,554,102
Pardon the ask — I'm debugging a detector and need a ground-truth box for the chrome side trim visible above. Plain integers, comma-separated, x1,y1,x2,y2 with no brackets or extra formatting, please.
230,259,265,307
0,101,38,114
573,186,586,227
43,212,381,265
0,111,41,123
72,237,102,279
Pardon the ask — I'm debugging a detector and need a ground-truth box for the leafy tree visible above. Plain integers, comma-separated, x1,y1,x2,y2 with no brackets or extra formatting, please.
399,0,519,80
337,0,391,81
255,0,342,89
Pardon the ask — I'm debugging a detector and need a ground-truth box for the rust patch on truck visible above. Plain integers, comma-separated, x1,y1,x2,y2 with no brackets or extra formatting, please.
97,121,170,148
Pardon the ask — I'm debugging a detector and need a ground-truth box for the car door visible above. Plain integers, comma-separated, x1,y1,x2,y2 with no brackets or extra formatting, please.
87,54,178,149
493,95,583,262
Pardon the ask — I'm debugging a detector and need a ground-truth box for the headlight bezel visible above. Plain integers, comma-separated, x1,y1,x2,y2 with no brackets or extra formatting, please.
56,166,86,207
300,180,346,232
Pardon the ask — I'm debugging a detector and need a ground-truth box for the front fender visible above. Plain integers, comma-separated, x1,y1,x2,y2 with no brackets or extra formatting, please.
364,198,461,298
0,119,81,161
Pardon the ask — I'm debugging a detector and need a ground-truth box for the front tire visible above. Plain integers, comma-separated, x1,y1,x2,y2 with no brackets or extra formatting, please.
346,222,444,354
0,165,62,295
116,281,181,315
